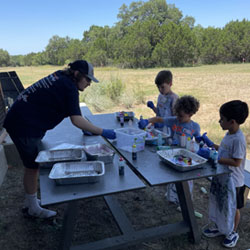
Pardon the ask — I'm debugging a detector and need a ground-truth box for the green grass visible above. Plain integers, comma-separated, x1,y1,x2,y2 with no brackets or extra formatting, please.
1,63,250,156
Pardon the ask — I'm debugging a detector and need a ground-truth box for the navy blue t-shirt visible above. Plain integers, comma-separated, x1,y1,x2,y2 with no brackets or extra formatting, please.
4,70,81,137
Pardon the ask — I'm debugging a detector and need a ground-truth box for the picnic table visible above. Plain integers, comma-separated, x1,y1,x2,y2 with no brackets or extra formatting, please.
39,108,231,250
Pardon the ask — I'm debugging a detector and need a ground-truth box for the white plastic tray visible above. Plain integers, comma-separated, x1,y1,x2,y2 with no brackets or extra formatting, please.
115,127,146,152
82,143,114,163
157,148,207,172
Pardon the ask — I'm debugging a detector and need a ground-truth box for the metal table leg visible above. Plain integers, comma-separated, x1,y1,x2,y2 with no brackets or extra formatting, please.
175,181,200,243
59,200,79,250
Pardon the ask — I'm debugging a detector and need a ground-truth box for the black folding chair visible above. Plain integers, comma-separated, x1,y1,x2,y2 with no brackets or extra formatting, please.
0,71,25,108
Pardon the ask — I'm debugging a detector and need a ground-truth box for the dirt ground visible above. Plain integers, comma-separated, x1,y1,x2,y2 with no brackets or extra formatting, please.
1,162,250,250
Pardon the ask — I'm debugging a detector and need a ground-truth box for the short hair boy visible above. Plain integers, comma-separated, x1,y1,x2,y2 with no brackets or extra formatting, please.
202,100,249,248
147,70,178,118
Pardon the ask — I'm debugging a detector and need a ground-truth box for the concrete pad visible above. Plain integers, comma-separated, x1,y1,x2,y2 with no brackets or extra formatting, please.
2,134,23,168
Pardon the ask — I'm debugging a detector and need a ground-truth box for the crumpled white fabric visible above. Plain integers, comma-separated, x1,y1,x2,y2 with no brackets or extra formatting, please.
50,143,84,150
208,173,236,235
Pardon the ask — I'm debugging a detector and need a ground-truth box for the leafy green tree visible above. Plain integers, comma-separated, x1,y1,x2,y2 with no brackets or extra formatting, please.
152,22,197,66
181,16,195,29
22,53,37,66
65,39,85,62
83,25,112,66
117,0,183,28
222,19,250,62
10,55,26,66
191,25,204,63
116,20,153,68
45,35,71,65
199,27,224,64
165,3,183,24
4,1,250,68
31,52,49,66
0,49,10,66
85,48,108,66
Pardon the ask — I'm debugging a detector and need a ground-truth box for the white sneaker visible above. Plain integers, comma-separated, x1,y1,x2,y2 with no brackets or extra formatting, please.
223,231,239,248
203,227,223,238
28,207,57,219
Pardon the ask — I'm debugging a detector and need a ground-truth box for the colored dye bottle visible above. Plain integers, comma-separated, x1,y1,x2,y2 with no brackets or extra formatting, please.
210,148,218,168
118,157,125,175
180,133,186,147
157,133,163,147
119,112,124,127
132,142,137,160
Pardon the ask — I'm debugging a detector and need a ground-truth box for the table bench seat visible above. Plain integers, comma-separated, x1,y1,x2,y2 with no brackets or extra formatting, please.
245,159,250,188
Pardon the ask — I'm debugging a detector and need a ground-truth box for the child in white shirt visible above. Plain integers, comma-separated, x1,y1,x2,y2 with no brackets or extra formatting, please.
202,100,249,248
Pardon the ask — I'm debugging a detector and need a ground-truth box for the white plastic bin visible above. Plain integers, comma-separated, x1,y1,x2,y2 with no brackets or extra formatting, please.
115,128,146,152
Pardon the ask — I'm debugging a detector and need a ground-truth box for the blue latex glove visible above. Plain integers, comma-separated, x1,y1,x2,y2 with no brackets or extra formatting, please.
154,122,164,128
101,129,116,139
197,147,211,159
138,119,149,129
202,132,214,147
195,135,203,143
147,101,155,110
217,155,221,162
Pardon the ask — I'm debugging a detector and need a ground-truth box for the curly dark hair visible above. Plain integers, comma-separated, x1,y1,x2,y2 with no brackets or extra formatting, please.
174,95,200,116
220,100,249,124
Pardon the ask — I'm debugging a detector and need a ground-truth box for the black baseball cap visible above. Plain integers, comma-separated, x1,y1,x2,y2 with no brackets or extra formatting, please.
68,60,99,83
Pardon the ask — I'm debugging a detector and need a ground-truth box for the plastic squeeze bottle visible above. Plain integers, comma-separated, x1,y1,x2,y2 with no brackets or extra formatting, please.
128,119,133,127
118,157,125,175
180,133,186,147
119,112,124,127
132,142,137,160
157,133,163,147
186,137,191,150
189,139,195,152
210,148,218,168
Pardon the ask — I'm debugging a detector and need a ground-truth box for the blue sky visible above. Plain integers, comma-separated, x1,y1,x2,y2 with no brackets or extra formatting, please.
1,0,250,55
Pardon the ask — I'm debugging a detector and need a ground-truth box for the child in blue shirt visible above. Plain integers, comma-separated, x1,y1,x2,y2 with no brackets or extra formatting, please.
202,100,248,248
140,95,201,145
139,95,201,204
147,70,178,121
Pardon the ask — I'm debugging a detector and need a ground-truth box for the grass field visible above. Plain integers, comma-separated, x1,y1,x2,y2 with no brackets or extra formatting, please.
1,63,250,156
1,64,250,250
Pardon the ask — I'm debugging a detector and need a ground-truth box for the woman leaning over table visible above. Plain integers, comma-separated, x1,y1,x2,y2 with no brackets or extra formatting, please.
3,60,116,218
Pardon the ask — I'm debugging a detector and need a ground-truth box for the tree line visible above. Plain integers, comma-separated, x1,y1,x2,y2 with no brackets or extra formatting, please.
0,0,249,68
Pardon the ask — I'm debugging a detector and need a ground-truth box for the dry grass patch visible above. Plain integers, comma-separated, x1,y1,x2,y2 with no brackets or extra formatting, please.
1,63,250,156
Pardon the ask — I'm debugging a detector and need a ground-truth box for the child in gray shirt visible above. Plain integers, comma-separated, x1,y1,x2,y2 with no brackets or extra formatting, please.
202,100,248,248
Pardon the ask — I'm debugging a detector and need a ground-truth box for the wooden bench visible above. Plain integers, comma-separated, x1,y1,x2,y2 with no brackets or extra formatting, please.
244,159,250,188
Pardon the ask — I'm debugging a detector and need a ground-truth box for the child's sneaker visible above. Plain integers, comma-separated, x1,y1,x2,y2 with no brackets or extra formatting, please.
202,225,223,237
223,231,239,248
